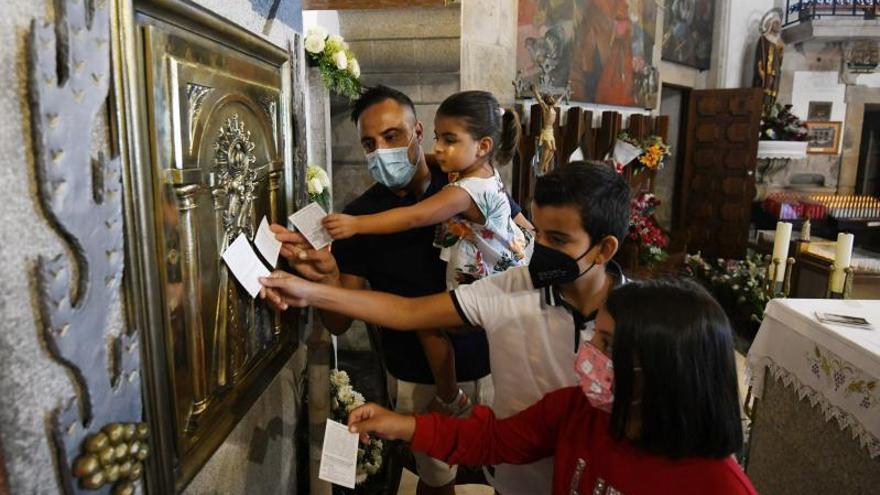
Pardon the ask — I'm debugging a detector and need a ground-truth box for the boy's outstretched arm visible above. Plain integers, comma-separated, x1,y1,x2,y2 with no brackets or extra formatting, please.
259,271,465,331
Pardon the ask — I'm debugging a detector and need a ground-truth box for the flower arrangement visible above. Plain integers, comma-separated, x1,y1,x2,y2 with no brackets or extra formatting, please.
306,165,331,211
617,133,671,174
330,369,384,485
684,250,771,336
304,26,361,99
760,103,808,141
628,193,669,266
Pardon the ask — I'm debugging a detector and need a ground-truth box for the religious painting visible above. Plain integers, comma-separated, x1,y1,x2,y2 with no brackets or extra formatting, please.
662,0,715,70
806,121,842,154
517,0,658,108
808,101,833,120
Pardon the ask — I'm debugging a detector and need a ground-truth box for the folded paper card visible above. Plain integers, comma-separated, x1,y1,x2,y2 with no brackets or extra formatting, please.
318,419,359,489
254,216,282,268
288,202,333,250
221,233,271,298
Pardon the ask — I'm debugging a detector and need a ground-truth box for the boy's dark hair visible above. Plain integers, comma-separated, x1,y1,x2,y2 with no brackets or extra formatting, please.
606,277,744,459
436,91,521,166
533,161,630,244
350,84,417,124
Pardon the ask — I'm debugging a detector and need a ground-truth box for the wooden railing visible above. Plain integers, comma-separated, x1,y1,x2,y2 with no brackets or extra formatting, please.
512,103,669,206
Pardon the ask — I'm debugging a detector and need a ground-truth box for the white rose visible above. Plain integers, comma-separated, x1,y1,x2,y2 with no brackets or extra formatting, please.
333,50,348,70
304,33,325,54
349,58,361,78
328,34,344,46
308,177,324,196
306,25,327,39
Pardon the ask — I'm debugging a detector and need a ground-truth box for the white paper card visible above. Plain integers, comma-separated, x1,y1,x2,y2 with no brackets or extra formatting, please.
221,233,271,298
254,216,282,268
318,419,359,489
288,202,333,250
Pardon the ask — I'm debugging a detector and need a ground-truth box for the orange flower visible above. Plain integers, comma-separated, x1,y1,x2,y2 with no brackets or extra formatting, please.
448,221,474,240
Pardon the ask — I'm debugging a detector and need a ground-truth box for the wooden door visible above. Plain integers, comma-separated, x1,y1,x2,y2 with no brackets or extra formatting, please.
680,88,763,259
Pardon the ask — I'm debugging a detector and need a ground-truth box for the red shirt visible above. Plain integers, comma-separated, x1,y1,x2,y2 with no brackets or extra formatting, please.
411,387,757,495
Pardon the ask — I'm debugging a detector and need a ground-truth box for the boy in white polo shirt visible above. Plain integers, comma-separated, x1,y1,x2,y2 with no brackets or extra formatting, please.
260,161,630,495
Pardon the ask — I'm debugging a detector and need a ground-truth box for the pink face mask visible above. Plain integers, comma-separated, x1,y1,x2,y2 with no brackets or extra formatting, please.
574,342,614,412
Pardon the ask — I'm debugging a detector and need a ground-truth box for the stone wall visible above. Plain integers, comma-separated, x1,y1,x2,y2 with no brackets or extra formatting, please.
0,0,306,493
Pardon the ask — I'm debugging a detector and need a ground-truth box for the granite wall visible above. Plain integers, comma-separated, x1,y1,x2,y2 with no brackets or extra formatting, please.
0,0,307,493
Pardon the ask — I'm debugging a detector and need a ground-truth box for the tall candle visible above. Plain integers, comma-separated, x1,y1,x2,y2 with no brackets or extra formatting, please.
830,233,855,293
771,222,792,282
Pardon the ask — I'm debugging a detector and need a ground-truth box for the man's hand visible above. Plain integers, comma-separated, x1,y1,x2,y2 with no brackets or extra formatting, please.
270,224,340,284
347,403,417,444
322,213,360,240
258,270,314,311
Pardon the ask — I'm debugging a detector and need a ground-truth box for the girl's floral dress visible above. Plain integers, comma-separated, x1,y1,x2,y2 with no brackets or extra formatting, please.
435,170,533,289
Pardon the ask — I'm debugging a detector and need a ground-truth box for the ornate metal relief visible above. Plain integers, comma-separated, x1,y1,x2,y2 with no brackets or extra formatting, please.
28,0,143,494
114,1,299,491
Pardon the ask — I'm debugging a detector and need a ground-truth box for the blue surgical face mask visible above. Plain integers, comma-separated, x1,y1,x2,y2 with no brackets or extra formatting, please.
365,131,421,189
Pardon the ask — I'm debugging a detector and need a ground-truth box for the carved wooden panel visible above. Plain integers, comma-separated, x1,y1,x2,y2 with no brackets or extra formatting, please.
114,1,300,491
680,88,763,259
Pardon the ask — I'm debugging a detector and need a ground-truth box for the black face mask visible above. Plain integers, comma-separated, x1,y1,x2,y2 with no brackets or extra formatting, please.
528,242,598,288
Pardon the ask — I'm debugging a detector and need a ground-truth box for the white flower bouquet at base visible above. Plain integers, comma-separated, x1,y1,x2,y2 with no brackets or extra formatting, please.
330,369,384,486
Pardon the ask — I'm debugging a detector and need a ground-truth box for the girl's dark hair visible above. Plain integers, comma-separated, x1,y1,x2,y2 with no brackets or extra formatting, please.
605,278,744,459
436,91,520,166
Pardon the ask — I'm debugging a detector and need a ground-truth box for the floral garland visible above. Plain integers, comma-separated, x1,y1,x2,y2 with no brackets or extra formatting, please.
306,165,331,211
330,370,384,485
628,193,668,266
304,26,361,99
617,133,671,174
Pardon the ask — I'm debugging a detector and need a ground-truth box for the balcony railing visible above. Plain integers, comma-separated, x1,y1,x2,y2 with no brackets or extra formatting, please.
784,0,879,27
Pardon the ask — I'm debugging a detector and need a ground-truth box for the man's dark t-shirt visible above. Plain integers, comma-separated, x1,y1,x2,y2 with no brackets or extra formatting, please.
333,164,519,384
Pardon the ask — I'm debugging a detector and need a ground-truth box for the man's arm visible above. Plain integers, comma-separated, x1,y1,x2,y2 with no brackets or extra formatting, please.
260,271,465,331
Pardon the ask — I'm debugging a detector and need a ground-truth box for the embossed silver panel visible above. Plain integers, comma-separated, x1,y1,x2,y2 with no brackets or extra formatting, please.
114,1,300,490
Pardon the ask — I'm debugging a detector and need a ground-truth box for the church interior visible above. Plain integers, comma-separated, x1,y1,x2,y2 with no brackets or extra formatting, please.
1,0,879,494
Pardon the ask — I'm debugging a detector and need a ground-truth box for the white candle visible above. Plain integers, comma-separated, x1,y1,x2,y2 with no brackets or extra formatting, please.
830,233,855,293
771,222,792,282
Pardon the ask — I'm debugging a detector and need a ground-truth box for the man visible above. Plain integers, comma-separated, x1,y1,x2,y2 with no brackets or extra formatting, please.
264,162,630,495
273,85,526,495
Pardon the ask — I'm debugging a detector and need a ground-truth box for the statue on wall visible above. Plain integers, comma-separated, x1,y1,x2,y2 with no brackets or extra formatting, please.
753,9,785,114
532,84,559,175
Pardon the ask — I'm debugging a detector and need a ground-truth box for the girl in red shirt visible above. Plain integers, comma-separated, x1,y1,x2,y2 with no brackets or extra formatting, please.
347,278,758,495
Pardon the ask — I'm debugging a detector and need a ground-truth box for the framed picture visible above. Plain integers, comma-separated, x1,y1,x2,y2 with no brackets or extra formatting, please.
806,121,842,154
808,101,833,120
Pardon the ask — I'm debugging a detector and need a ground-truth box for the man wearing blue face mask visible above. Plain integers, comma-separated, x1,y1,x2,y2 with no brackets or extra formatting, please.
270,85,529,494
264,161,630,495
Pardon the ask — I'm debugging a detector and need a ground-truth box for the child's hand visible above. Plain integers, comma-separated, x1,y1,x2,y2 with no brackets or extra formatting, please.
322,213,359,239
347,403,417,444
258,270,313,310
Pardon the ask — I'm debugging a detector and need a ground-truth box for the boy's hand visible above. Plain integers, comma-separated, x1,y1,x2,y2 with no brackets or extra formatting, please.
258,270,314,310
322,213,359,240
347,403,417,444
270,224,340,284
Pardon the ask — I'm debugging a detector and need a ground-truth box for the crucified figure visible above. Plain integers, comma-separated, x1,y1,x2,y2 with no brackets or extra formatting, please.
533,84,558,174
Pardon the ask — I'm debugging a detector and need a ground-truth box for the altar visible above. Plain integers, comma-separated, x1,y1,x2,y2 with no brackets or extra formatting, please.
745,299,880,494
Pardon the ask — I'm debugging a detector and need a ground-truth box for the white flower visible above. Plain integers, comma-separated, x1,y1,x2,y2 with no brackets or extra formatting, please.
307,25,327,39
333,50,348,70
328,34,344,46
308,177,324,196
349,58,361,78
304,33,326,54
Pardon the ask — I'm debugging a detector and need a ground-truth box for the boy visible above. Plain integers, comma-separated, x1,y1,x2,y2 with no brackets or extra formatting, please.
264,161,630,495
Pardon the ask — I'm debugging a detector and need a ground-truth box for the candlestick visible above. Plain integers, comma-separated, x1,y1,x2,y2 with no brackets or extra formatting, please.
830,233,854,293
771,222,792,282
